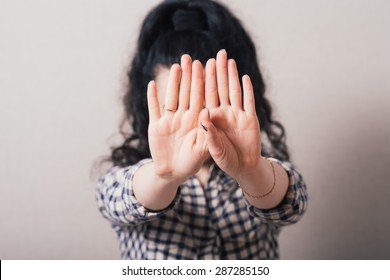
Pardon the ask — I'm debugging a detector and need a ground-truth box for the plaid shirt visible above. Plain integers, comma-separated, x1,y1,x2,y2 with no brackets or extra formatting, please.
96,157,307,259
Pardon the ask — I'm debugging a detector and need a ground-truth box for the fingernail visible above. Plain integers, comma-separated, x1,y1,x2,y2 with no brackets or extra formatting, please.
200,122,208,132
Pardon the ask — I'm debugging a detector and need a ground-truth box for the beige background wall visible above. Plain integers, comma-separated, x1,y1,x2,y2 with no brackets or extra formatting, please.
1,0,389,259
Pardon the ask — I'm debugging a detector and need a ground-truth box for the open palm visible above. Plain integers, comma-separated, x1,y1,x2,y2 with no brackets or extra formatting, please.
147,56,208,181
200,50,262,180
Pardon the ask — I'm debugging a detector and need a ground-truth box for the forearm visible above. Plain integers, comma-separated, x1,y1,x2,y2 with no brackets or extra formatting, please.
132,161,183,211
236,157,289,210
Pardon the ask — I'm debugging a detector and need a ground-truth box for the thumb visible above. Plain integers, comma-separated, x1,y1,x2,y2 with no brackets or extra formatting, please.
199,108,224,160
195,108,209,154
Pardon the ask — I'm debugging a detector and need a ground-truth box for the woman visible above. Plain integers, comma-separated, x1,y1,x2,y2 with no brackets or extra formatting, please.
96,0,307,259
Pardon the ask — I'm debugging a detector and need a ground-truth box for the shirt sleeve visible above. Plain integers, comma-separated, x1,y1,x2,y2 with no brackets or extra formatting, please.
243,158,308,226
95,158,181,226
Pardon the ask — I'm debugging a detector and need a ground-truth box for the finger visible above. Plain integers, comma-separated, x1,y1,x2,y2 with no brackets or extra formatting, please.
164,64,181,116
216,49,230,106
147,80,161,122
178,54,192,111
228,59,243,109
189,60,204,113
205,58,219,109
200,112,225,161
196,108,209,154
242,75,256,115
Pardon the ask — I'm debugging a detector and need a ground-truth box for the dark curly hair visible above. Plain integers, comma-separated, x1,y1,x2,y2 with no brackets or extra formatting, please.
110,0,289,167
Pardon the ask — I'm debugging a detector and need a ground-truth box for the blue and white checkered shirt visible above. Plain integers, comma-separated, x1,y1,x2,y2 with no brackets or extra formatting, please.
96,157,307,259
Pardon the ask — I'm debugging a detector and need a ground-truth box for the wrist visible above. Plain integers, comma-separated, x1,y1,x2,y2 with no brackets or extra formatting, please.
235,156,273,191
133,161,183,212
152,162,187,190
235,156,268,183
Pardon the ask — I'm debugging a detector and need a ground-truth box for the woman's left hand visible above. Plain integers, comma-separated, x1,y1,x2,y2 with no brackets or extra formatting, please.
200,50,262,180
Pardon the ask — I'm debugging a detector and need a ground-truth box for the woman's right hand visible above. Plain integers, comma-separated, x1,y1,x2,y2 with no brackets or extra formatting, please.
147,55,209,184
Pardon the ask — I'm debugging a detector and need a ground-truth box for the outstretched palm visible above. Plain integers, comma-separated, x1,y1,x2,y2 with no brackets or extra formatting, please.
147,56,208,182
200,50,262,180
